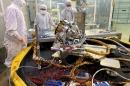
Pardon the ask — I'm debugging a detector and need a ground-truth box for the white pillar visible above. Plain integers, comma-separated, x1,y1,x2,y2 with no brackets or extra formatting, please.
35,0,38,14
108,0,114,31
0,0,5,15
50,0,52,9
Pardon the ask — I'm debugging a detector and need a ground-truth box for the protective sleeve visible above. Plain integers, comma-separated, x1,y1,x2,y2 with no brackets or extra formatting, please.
49,14,55,27
60,9,65,20
5,8,22,41
73,8,77,13
72,8,77,22
34,13,39,25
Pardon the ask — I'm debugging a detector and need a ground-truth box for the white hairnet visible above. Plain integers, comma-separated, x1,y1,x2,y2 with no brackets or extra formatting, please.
39,4,47,10
39,4,48,15
12,0,26,7
65,0,72,6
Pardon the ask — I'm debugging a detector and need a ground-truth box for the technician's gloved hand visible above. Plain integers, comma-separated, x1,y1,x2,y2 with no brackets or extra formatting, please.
20,37,27,47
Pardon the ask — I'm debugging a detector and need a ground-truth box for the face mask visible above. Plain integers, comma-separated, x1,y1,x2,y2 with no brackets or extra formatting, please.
40,10,47,15
66,7,72,11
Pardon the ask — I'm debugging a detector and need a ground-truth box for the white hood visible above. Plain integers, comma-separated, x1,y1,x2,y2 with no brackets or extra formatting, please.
12,0,26,8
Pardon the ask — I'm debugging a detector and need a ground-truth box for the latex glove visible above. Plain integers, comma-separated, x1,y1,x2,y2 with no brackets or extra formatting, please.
20,37,27,47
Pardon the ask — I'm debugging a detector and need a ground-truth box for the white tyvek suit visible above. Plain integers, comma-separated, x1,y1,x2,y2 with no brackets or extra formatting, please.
61,1,77,23
4,0,27,68
35,5,55,35
61,7,77,23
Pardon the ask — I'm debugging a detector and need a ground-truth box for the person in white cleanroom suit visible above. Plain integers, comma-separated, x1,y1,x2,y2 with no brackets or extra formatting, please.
35,4,55,36
4,0,27,68
61,0,77,23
